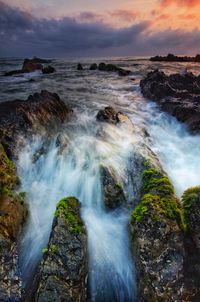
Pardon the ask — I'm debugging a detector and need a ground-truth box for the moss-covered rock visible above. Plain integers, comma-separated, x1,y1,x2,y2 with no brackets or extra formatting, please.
130,165,188,301
34,196,88,302
0,143,27,301
181,186,200,299
55,197,85,234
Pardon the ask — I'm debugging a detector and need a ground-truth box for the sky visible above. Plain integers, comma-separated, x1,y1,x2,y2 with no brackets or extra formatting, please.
1,0,200,57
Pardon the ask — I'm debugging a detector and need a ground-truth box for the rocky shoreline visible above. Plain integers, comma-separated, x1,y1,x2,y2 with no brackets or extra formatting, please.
0,59,200,301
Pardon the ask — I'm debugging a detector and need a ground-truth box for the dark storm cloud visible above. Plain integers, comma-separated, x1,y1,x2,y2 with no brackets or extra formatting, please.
0,1,200,57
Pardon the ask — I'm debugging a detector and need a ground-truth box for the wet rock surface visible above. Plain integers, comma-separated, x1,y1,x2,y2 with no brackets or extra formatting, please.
0,90,73,157
0,143,27,301
100,165,126,210
129,163,195,301
96,106,132,125
42,66,55,74
34,197,88,302
140,70,200,133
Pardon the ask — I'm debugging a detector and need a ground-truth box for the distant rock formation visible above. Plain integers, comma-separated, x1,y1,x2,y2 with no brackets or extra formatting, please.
0,90,73,157
77,63,83,70
140,70,200,133
98,62,131,76
34,197,88,302
4,57,55,76
150,53,200,62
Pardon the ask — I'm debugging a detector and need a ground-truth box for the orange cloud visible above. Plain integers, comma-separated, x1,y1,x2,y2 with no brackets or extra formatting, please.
161,0,200,7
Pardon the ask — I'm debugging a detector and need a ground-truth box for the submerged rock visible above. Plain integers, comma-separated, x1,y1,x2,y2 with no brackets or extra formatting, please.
34,197,88,302
42,65,55,74
0,90,73,157
0,143,27,301
140,69,200,133
129,163,197,301
100,165,126,210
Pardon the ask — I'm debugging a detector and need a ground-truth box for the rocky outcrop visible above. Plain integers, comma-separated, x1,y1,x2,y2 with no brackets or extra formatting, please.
0,90,73,157
34,197,88,302
77,63,83,70
100,165,126,210
98,62,131,76
140,70,200,133
129,163,192,301
0,143,27,301
5,57,53,76
150,53,200,62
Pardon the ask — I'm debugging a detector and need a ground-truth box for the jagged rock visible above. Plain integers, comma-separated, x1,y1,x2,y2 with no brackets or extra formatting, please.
140,70,200,133
42,66,55,74
34,197,88,302
77,63,83,70
150,53,200,62
129,164,194,301
89,63,98,70
98,63,131,75
0,90,73,157
55,133,70,155
100,165,126,210
0,143,27,301
22,59,43,73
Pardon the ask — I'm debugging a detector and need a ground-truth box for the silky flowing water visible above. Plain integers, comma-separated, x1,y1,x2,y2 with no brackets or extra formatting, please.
1,57,200,301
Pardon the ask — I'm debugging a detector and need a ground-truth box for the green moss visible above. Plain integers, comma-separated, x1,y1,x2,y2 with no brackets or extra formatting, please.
182,186,200,228
131,167,184,227
42,247,48,254
55,197,84,234
50,244,57,253
0,143,18,192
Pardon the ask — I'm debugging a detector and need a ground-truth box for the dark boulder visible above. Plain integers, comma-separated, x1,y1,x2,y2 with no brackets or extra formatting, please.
140,70,200,133
77,63,83,70
0,90,73,157
42,66,55,74
89,63,98,70
34,197,88,302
